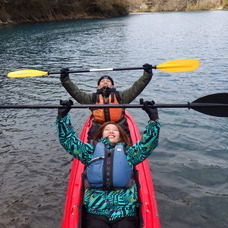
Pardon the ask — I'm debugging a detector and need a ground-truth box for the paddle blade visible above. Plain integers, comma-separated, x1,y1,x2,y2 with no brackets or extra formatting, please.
7,70,48,78
156,59,200,72
191,93,228,117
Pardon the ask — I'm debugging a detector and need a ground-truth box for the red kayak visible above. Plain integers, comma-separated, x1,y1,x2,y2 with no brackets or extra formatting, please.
61,111,160,227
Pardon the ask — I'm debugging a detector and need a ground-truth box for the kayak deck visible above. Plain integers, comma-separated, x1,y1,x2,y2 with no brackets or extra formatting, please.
61,111,160,227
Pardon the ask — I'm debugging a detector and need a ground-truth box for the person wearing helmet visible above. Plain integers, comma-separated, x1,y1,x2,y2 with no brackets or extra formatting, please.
60,64,153,140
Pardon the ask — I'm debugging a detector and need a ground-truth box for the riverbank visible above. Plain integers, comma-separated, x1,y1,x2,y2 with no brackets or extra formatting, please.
0,14,105,26
135,6,226,13
0,3,227,26
0,0,129,26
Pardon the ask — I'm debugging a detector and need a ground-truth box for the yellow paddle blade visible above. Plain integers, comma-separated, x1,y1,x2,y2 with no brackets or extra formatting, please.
156,59,200,72
7,70,48,78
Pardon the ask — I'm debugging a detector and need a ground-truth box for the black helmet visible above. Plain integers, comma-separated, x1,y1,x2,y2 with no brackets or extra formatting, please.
97,75,114,85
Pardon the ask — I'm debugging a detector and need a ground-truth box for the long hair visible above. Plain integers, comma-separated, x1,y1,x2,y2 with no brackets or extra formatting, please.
93,121,132,146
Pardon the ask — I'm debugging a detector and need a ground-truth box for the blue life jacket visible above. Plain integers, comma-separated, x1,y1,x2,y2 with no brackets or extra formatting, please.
86,142,133,189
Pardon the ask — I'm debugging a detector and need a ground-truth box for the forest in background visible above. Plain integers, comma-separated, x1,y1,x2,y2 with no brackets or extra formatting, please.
0,0,228,25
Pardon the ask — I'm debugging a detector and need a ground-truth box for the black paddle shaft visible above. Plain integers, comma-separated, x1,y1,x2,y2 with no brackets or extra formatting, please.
0,103,227,117
0,93,227,117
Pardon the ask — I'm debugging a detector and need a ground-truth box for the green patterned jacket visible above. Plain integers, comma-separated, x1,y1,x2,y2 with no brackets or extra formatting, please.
56,115,160,220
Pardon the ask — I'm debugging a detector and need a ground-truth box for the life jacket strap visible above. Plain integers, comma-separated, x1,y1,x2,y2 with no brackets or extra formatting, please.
84,172,135,190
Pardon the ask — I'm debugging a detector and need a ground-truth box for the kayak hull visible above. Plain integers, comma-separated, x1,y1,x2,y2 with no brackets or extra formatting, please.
62,111,160,227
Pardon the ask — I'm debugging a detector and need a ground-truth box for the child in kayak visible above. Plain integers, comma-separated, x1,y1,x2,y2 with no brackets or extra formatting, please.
60,64,153,140
56,100,160,228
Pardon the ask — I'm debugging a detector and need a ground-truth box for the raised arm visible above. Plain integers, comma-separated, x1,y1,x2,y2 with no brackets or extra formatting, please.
119,64,153,104
56,100,94,164
126,101,160,165
60,68,93,104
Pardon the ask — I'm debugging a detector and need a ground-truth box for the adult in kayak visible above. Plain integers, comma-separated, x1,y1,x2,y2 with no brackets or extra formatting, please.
56,100,160,228
60,64,153,140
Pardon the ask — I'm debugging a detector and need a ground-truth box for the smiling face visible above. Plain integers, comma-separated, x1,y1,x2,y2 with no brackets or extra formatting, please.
98,78,114,89
102,124,120,144
93,121,131,147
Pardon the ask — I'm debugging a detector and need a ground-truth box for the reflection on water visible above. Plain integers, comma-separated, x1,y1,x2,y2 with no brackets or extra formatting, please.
0,11,228,228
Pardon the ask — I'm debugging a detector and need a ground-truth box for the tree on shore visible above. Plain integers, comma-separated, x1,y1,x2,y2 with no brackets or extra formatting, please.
0,0,129,24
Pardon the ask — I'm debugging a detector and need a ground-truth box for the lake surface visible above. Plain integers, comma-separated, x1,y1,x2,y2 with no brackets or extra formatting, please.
0,11,228,228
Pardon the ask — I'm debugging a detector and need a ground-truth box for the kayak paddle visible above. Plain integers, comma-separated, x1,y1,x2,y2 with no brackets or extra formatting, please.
7,59,200,78
0,93,227,117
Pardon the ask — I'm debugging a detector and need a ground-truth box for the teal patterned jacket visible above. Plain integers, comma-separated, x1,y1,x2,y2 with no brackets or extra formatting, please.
56,115,160,221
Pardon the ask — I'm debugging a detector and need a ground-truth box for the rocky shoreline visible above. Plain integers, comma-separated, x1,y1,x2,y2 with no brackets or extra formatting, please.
0,7,227,27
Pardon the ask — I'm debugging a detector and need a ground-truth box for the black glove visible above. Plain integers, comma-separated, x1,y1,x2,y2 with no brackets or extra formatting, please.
141,99,159,121
58,100,73,118
60,68,69,79
97,87,116,97
143,63,153,74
